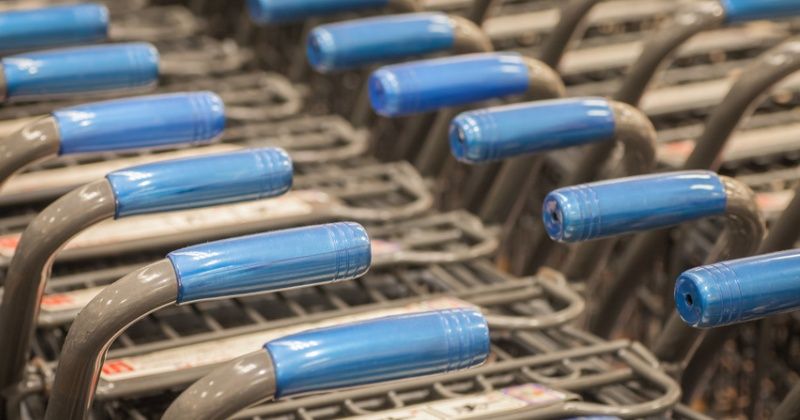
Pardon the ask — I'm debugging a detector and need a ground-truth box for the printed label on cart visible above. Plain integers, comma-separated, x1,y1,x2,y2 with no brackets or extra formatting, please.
657,140,695,167
40,286,105,313
100,297,474,382
345,384,568,419
0,235,20,259
756,190,793,215
371,239,403,258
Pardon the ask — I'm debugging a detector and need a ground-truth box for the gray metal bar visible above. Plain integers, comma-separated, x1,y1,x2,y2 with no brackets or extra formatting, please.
0,117,60,189
538,0,602,70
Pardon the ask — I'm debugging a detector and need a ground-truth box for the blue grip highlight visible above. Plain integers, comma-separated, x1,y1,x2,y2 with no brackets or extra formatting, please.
0,4,108,54
369,53,531,117
676,250,800,328
248,0,388,24
267,308,489,398
169,222,371,303
1,43,159,102
721,0,800,23
450,97,616,163
106,148,292,218
307,13,455,72
543,171,727,242
54,92,225,155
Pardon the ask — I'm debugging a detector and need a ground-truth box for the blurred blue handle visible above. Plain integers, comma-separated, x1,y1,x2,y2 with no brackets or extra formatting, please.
266,308,489,398
450,97,616,163
307,13,455,72
543,171,727,242
248,0,388,24
169,222,371,303
369,53,531,116
54,92,225,155
722,0,800,22
1,43,159,102
0,4,108,54
676,249,800,328
106,148,292,218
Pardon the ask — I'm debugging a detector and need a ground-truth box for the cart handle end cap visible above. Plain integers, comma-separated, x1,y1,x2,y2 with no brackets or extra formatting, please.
0,4,109,54
248,0,389,24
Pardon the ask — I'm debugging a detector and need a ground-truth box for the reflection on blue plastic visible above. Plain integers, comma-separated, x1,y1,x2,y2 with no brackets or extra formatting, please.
721,0,800,23
543,171,727,242
55,92,225,155
450,98,615,163
0,4,108,54
307,13,455,72
169,222,371,303
676,249,800,328
1,43,159,102
369,53,530,117
267,308,489,398
248,0,388,24
107,148,292,218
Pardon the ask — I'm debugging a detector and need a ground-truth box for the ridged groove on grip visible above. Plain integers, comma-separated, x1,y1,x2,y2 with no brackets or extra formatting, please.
248,0,389,24
369,53,531,117
169,222,371,303
675,249,800,328
542,171,728,242
54,92,225,155
0,4,109,54
266,308,489,398
307,13,455,72
1,43,159,101
106,148,293,218
449,98,616,163
721,0,800,23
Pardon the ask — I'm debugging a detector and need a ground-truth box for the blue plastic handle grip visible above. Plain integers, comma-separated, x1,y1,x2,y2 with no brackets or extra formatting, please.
1,43,159,102
369,53,531,117
106,148,292,218
675,249,800,328
721,0,800,23
450,97,616,163
169,222,371,303
543,171,727,242
0,4,108,54
307,13,455,72
266,308,489,398
54,92,225,155
248,0,388,24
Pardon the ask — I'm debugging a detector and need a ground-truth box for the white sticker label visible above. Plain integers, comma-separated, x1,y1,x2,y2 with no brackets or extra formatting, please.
101,297,474,381
40,286,104,313
371,239,402,258
657,140,695,167
756,190,793,215
346,384,567,419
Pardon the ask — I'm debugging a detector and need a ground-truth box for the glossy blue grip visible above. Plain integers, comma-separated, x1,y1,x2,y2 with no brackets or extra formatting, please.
307,13,455,72
54,92,225,155
0,4,108,54
106,148,292,218
1,43,159,102
169,222,371,303
266,308,489,398
248,0,388,24
369,53,531,117
721,0,800,23
543,171,727,242
676,250,800,328
450,98,616,163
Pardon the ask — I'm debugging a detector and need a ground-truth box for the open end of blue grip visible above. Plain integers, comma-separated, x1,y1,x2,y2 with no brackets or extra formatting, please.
169,222,371,303
55,92,225,155
0,4,109,54
721,0,800,23
543,171,727,242
106,148,292,218
266,308,489,398
248,0,389,24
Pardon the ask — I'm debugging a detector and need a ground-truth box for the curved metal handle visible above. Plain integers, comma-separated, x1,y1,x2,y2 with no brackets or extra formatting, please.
106,148,292,217
54,91,224,155
721,0,800,22
450,97,616,163
675,249,800,328
1,42,159,102
543,171,727,242
169,222,371,303
307,13,455,72
0,4,108,54
266,308,489,398
369,52,531,116
248,0,388,24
